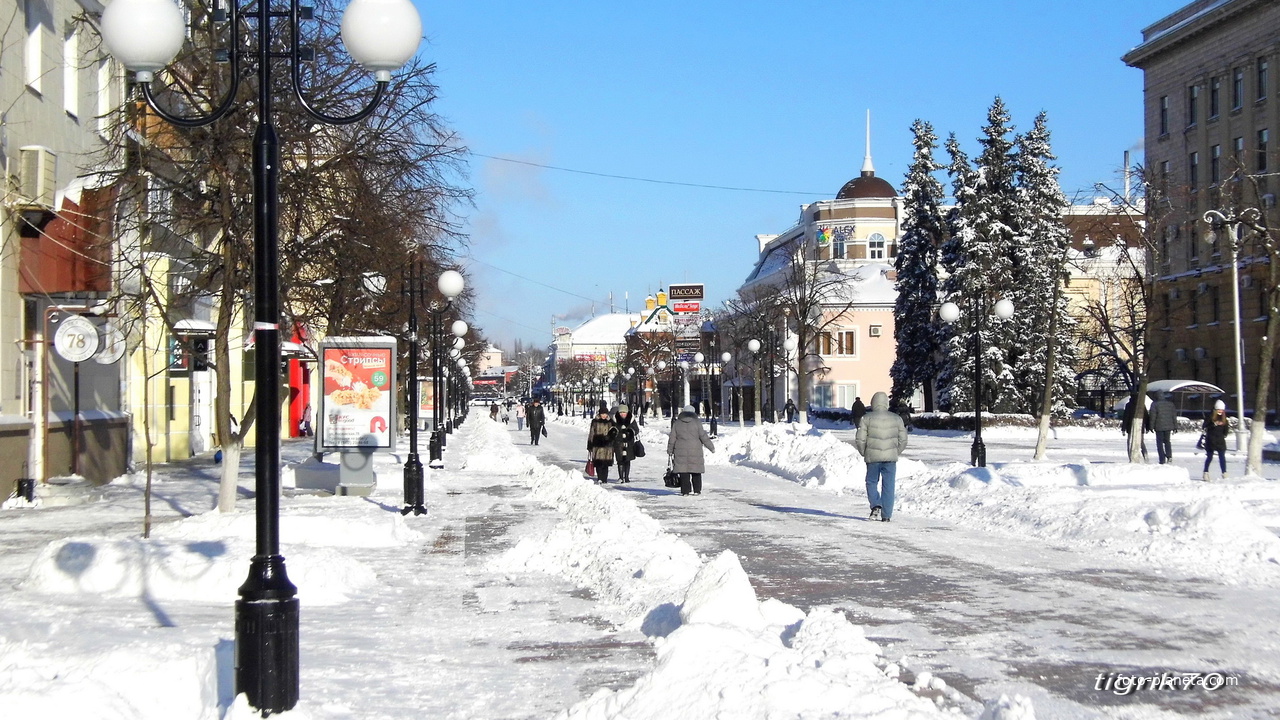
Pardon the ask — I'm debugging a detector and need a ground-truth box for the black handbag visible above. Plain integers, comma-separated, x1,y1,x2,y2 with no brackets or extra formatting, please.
633,439,646,458
663,466,680,488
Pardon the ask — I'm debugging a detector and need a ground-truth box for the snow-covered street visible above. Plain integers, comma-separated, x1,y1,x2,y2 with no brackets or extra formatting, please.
2,414,1279,719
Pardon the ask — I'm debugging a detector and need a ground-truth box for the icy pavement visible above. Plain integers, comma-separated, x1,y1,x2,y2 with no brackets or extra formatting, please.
523,415,1280,718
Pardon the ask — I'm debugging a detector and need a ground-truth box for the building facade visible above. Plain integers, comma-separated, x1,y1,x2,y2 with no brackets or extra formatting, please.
1124,0,1280,415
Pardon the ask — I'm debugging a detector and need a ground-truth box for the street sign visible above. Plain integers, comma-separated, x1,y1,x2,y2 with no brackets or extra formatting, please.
675,337,702,351
672,301,700,313
668,283,704,301
54,315,99,362
94,322,126,364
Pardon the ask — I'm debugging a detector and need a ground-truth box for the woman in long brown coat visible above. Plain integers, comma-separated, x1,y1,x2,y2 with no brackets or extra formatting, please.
588,407,618,483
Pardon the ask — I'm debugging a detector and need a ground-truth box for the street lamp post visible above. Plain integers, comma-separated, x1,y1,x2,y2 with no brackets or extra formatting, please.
1203,208,1258,451
402,262,425,516
678,360,690,408
656,360,668,417
939,297,1015,467
783,336,798,422
748,339,762,424
429,312,467,467
99,0,421,712
722,351,738,428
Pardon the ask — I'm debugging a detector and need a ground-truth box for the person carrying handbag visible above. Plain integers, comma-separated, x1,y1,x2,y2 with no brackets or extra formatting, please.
667,404,715,495
588,407,618,483
611,405,641,483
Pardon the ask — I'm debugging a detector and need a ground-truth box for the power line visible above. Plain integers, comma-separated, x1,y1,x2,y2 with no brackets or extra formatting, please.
472,152,826,196
464,255,603,304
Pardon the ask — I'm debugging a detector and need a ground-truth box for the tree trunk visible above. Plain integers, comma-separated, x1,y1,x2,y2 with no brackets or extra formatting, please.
1033,278,1064,460
1246,283,1280,476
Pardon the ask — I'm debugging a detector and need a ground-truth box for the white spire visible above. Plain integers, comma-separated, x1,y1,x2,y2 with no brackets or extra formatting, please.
861,109,875,174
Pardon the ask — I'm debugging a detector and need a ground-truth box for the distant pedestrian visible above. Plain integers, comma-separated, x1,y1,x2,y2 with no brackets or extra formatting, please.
1121,393,1149,460
892,401,913,432
489,402,499,421
588,407,618,483
1149,391,1178,464
300,403,313,437
855,392,907,522
850,397,867,428
1202,400,1230,481
668,405,715,495
784,398,797,423
527,398,546,446
611,405,640,483
516,403,526,431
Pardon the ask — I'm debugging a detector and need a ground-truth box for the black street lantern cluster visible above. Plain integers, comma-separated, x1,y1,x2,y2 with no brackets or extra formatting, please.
99,0,423,713
403,267,464,515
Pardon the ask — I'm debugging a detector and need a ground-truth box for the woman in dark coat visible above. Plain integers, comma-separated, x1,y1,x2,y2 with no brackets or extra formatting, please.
611,404,641,483
1202,400,1230,481
667,404,715,495
588,408,618,483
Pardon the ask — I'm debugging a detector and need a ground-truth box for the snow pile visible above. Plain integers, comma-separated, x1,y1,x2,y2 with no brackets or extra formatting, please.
490,422,982,718
0,638,220,720
716,423,928,493
21,497,421,605
459,415,542,473
488,460,703,623
897,462,1280,583
555,552,954,719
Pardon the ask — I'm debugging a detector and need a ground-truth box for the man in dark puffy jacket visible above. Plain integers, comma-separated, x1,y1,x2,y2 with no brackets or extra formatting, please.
854,392,907,522
1149,392,1178,464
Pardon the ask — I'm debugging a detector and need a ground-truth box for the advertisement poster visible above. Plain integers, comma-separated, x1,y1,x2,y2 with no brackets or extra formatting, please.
417,378,438,428
320,337,398,449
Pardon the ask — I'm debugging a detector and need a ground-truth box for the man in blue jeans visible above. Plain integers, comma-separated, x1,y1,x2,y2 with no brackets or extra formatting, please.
854,392,908,522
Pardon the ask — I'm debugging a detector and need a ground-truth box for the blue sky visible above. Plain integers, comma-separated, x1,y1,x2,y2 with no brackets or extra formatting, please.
413,0,1185,351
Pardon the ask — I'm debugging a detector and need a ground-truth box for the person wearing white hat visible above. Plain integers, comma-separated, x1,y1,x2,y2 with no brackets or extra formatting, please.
1201,399,1230,481
667,404,715,495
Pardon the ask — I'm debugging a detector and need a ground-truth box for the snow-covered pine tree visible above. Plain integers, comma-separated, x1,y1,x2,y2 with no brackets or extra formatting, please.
938,100,1021,413
891,120,946,411
1011,111,1078,416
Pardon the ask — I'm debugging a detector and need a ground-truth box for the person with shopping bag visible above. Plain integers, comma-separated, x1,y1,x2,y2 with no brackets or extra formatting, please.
667,404,715,496
587,407,618,483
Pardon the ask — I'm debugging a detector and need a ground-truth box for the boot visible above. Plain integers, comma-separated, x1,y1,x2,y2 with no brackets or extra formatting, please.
1202,472,1210,482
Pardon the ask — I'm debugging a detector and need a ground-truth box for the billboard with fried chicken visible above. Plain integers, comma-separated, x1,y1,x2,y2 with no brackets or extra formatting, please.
319,336,398,449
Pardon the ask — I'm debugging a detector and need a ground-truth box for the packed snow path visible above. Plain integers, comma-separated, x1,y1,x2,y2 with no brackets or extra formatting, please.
522,416,1280,718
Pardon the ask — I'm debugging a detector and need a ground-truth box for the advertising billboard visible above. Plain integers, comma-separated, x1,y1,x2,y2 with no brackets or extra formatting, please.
667,283,704,301
319,336,398,450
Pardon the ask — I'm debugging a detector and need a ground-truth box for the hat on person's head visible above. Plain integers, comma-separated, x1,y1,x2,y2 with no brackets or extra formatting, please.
1214,399,1226,410
683,404,696,414
618,404,629,414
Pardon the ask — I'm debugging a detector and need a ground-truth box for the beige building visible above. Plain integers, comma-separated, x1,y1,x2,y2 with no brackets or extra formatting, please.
738,148,902,412
1123,0,1280,414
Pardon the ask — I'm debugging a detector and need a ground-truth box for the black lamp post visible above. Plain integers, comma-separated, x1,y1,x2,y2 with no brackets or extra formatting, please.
428,311,467,467
402,262,425,516
100,0,421,712
940,296,1014,467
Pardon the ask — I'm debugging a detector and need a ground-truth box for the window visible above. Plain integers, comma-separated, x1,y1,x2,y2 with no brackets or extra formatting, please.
1213,357,1223,386
1159,95,1169,134
96,59,112,136
1188,151,1199,188
1162,293,1171,328
868,232,886,260
1258,58,1269,101
1210,144,1221,184
24,0,43,92
1233,67,1245,109
819,331,858,357
1260,129,1270,172
1210,285,1220,322
1262,285,1271,319
1186,223,1198,260
1189,293,1199,325
1188,84,1199,125
63,25,79,117
1210,76,1221,117
836,384,859,409
1234,136,1245,161
832,233,845,260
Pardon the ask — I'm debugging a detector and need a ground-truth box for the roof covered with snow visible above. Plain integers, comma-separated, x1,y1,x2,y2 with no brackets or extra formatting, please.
568,313,641,345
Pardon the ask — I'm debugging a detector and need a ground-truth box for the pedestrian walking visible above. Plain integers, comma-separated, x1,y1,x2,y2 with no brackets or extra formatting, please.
527,398,546,446
850,397,867,428
784,398,797,423
1202,400,1230,481
489,402,499,421
667,404,715,496
892,401,913,432
854,392,907,522
588,407,618,483
1121,393,1149,460
611,404,640,483
516,403,526,431
1149,391,1178,464
300,403,313,437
